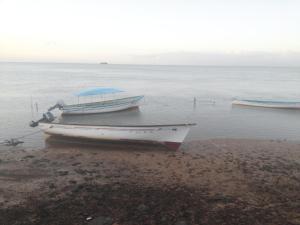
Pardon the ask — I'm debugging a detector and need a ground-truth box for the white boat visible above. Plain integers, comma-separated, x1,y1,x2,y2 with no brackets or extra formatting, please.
232,99,300,109
39,122,196,150
62,95,144,115
61,87,144,115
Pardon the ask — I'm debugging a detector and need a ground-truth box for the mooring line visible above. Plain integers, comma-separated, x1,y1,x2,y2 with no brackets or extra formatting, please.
0,129,42,146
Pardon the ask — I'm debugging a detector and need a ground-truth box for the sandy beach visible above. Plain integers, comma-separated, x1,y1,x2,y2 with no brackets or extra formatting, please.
0,138,299,225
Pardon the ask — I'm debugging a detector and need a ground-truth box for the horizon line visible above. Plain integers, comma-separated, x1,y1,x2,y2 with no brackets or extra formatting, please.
1,61,300,68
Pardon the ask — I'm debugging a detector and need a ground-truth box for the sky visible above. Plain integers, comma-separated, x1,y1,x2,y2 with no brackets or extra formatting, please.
0,0,300,65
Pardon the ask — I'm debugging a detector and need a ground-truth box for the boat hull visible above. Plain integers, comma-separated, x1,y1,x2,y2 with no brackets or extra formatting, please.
39,123,195,150
232,100,300,109
62,96,144,115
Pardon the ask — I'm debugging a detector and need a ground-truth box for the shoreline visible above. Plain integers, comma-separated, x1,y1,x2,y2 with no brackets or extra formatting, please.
0,138,300,225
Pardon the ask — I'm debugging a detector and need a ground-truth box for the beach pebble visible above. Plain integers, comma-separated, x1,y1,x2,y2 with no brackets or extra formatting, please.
48,183,56,189
86,216,93,221
137,203,148,212
68,180,77,184
23,155,35,159
88,216,113,225
57,170,69,176
175,220,189,225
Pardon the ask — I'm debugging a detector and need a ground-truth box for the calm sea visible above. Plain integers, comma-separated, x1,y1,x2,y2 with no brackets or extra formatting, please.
1,62,300,149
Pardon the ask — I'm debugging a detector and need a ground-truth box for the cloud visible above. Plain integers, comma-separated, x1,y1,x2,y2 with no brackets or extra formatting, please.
128,51,300,67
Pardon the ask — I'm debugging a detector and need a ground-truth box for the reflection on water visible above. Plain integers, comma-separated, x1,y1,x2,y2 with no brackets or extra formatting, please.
1,62,300,149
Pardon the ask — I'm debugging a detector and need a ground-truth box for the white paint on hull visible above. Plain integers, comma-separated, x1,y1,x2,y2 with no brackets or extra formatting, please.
39,123,194,149
232,100,300,109
63,102,139,115
62,96,144,115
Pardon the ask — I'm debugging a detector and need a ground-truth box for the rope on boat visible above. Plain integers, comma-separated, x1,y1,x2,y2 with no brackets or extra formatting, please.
0,129,42,146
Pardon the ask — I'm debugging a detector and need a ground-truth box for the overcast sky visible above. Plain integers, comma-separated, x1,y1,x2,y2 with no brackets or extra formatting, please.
0,0,299,65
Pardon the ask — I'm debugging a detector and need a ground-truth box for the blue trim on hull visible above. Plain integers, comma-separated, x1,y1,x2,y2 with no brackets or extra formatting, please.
239,99,300,105
62,95,144,114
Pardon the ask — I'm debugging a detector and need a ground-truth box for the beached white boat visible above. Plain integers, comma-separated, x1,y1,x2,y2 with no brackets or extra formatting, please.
232,99,300,109
61,87,144,115
39,122,196,150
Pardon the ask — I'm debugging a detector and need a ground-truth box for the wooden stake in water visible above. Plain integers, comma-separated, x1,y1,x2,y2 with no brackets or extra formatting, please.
35,102,39,113
30,96,34,119
193,97,197,109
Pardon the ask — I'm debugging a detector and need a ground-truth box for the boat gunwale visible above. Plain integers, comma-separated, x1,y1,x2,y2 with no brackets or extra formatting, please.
233,99,300,105
64,95,144,108
39,122,197,128
62,100,140,112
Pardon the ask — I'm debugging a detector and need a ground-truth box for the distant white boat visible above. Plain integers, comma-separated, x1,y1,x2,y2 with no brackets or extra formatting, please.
61,87,144,115
232,99,300,109
39,122,196,150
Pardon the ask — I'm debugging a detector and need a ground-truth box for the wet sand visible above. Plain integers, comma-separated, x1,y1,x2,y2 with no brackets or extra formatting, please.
0,138,300,225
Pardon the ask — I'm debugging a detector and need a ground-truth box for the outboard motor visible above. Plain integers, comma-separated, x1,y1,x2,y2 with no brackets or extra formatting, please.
48,100,65,111
56,100,65,109
29,111,55,127
30,101,60,128
29,120,39,127
43,111,55,122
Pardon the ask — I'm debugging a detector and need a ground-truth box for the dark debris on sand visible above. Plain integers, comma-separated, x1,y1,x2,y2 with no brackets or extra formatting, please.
1,139,300,225
0,183,297,225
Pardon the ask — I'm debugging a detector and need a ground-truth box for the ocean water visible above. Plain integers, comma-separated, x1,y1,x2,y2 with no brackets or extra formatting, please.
1,62,300,149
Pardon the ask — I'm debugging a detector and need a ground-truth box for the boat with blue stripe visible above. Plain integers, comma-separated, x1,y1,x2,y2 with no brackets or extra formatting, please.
61,87,144,115
232,99,300,109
